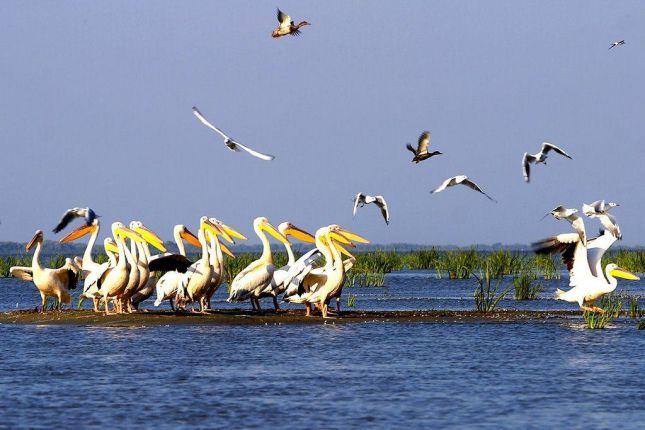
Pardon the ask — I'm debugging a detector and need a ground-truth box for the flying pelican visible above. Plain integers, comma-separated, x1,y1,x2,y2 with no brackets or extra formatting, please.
152,225,202,310
259,222,315,310
431,175,496,202
406,131,442,163
522,142,572,182
583,201,621,239
545,206,586,245
272,8,310,38
228,217,290,312
353,193,390,225
10,230,80,311
533,229,639,312
192,107,275,161
609,40,625,50
52,207,99,233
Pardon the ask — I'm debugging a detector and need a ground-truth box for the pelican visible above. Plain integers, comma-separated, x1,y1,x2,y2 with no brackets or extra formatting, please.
533,229,639,312
545,206,586,245
583,201,621,239
52,207,99,233
272,8,310,38
431,175,496,202
353,193,390,225
9,230,80,311
227,217,290,312
405,131,442,163
609,40,625,50
522,142,572,182
259,222,315,310
151,225,202,310
192,107,275,161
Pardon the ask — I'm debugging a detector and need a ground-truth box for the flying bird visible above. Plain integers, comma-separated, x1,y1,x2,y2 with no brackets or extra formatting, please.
544,206,586,245
522,142,572,182
406,131,442,163
52,207,99,234
192,107,275,161
272,8,310,38
431,175,496,202
609,40,625,50
582,200,621,239
353,193,390,225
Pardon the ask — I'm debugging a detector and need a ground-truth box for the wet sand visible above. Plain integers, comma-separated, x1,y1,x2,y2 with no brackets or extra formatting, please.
0,309,581,327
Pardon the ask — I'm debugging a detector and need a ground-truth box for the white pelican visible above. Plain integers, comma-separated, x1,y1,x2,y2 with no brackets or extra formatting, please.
192,107,275,161
353,193,390,225
582,201,621,239
10,230,80,311
533,229,639,312
52,207,99,233
405,131,442,163
545,206,586,245
272,8,310,38
431,175,496,202
259,222,315,310
227,217,290,312
609,40,625,50
522,142,572,182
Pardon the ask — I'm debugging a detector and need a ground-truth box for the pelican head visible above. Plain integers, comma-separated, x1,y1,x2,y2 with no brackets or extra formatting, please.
254,217,289,244
607,263,640,281
210,218,247,242
26,230,44,251
59,219,99,243
174,224,201,248
130,221,167,252
104,238,119,254
206,218,237,258
278,222,315,243
112,222,145,243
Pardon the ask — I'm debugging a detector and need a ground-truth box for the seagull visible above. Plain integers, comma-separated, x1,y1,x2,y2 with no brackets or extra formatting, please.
353,193,390,225
430,175,496,202
272,8,310,38
609,40,625,50
522,142,572,182
192,107,275,161
52,207,99,234
582,200,621,239
405,131,442,163
544,206,586,245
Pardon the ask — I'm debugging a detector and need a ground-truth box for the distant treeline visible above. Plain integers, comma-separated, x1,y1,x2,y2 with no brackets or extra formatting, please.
3,248,645,281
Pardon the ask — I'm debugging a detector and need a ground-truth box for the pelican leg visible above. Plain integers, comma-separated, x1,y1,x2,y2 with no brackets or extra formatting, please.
92,297,100,313
336,297,341,314
272,296,281,312
255,298,263,314
250,299,257,311
169,298,175,312
580,305,597,313
591,306,606,314
40,294,47,313
104,295,112,315
305,303,312,317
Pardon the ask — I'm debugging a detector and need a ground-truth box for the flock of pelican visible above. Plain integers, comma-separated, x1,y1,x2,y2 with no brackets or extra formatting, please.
10,208,368,318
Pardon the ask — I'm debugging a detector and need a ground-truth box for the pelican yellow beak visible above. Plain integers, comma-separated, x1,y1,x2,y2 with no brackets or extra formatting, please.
329,231,355,247
262,221,290,245
285,225,315,243
105,241,120,254
179,228,201,248
135,225,166,252
202,218,233,243
218,222,247,241
610,267,640,281
116,226,145,243
332,239,355,259
339,228,370,244
219,241,235,258
26,232,41,252
59,224,96,243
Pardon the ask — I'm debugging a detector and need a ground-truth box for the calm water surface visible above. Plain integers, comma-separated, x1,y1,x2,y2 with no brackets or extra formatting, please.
1,274,644,429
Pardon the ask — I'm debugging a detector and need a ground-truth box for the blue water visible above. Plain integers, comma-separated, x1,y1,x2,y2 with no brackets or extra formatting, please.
1,274,644,429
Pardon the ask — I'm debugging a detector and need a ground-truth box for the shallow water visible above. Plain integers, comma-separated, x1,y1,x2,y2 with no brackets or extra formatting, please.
1,274,644,429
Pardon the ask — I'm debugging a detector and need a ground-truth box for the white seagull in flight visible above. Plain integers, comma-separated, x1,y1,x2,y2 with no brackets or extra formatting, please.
353,193,390,225
431,175,496,202
192,107,275,161
609,40,625,50
522,142,572,182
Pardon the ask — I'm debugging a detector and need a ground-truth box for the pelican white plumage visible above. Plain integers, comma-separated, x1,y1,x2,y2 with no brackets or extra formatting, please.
192,107,275,161
353,193,390,225
533,229,639,312
431,175,496,202
522,142,572,182
582,201,621,239
545,206,586,245
10,230,80,311
52,207,99,233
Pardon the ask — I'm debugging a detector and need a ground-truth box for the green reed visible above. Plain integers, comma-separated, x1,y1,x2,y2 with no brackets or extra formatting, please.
472,262,512,312
512,271,542,300
582,293,623,329
346,293,357,308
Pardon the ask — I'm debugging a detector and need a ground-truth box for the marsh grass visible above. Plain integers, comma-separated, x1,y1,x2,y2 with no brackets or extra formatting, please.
512,271,542,300
346,293,357,308
472,263,512,312
344,271,385,287
582,293,623,329
638,320,645,330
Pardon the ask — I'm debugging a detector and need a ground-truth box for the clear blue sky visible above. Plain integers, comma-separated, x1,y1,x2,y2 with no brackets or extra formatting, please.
1,1,643,246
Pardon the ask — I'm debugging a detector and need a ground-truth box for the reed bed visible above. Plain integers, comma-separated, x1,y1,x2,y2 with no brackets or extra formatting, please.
512,271,542,300
472,263,512,312
582,293,623,329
